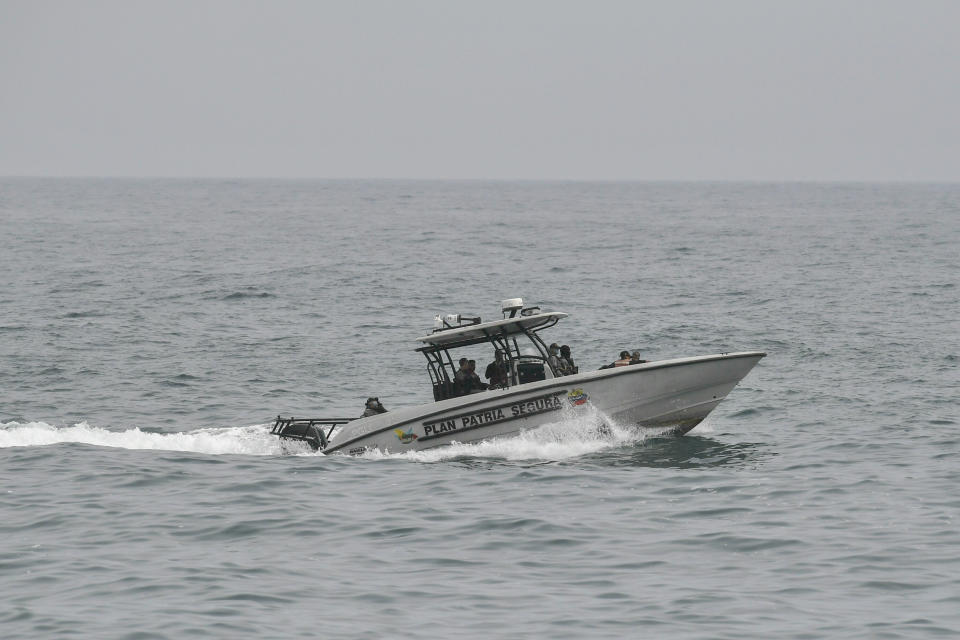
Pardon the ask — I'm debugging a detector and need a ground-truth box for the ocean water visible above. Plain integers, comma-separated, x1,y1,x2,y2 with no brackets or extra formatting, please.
1,178,958,639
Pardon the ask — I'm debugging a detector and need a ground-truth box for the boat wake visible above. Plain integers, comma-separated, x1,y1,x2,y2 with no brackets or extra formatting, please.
0,420,282,456
1,408,658,461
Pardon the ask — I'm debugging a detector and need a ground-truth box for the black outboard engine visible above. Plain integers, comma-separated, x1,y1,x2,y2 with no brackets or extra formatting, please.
270,417,354,452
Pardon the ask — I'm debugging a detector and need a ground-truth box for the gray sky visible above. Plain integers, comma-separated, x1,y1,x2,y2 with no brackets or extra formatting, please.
2,0,958,180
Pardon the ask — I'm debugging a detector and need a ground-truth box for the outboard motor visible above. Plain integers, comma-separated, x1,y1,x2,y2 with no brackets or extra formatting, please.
271,417,355,452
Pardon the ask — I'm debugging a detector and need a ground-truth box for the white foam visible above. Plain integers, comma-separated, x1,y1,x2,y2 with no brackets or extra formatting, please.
0,420,284,455
1,408,644,461
691,421,714,433
358,407,641,463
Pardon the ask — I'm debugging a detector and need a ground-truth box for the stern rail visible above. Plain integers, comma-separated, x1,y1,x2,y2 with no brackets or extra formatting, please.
271,416,355,451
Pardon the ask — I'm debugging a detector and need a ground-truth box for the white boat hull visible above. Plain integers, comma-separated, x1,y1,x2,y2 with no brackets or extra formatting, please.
324,351,764,455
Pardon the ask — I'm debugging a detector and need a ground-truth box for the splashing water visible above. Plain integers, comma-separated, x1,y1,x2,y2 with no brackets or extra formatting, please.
0,420,283,455
359,406,641,463
1,407,643,461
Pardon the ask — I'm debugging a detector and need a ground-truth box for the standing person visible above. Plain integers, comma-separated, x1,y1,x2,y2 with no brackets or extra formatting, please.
485,349,509,388
454,358,470,396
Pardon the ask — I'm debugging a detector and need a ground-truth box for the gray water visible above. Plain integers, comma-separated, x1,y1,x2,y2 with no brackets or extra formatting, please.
1,179,958,639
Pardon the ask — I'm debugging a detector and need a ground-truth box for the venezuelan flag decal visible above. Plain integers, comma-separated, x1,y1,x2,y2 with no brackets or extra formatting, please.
567,388,589,406
394,427,418,444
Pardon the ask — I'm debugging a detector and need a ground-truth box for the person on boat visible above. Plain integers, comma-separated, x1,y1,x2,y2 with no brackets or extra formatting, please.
466,360,487,393
630,350,648,364
361,397,387,417
547,343,570,375
485,349,509,388
560,345,578,374
600,351,632,369
454,358,471,396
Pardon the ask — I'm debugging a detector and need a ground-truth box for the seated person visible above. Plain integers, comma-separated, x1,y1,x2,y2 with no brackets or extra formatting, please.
361,397,387,417
601,351,632,369
547,343,571,375
560,345,577,374
485,350,510,388
630,350,648,364
466,360,487,393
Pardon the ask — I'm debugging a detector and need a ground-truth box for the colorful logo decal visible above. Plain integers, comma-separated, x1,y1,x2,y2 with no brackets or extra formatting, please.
567,388,589,406
394,427,418,444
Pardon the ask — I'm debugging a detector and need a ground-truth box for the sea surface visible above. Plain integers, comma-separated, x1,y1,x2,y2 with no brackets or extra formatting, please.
1,178,958,639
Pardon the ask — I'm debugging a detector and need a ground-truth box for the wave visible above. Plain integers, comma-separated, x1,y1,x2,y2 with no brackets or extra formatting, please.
0,421,283,456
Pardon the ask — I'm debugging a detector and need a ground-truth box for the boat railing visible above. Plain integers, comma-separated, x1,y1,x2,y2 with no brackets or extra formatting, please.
270,416,355,451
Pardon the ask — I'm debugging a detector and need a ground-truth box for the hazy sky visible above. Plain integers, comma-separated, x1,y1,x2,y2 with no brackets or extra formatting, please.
2,0,958,180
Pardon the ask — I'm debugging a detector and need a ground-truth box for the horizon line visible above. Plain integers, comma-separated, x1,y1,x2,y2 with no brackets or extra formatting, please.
2,175,959,185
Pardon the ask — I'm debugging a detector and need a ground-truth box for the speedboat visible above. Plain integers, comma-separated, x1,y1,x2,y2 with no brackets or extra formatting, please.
271,298,765,455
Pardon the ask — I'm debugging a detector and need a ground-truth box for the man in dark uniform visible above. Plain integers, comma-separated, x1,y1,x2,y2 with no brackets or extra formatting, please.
484,349,509,388
467,360,487,393
453,358,470,396
560,345,577,374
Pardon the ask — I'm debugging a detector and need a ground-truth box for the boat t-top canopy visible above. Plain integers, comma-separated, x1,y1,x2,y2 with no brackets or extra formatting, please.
415,311,568,351
414,301,570,401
